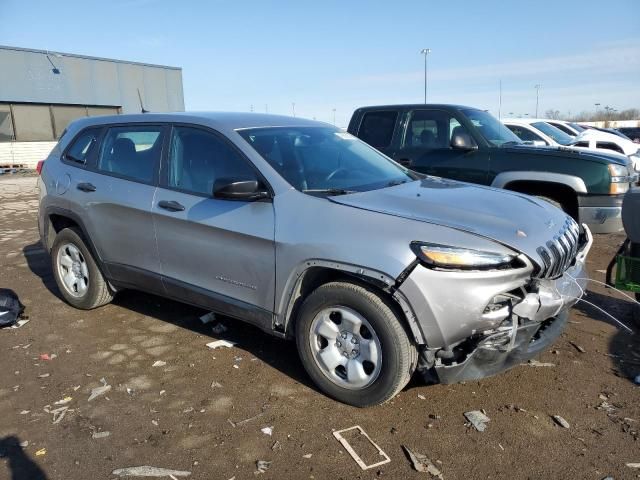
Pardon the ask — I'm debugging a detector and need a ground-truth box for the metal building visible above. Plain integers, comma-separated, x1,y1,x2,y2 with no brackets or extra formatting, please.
0,45,184,168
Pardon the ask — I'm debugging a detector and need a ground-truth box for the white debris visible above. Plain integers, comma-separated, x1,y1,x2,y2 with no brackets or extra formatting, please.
261,426,273,436
464,410,490,432
627,463,640,468
211,323,227,335
112,465,191,477
206,340,236,350
19,441,28,448
417,394,426,400
10,319,30,329
92,431,111,439
152,360,167,368
403,446,443,478
255,460,271,474
88,378,111,401
525,360,556,367
552,415,570,428
302,454,312,459
54,396,72,405
199,312,216,324
210,381,223,389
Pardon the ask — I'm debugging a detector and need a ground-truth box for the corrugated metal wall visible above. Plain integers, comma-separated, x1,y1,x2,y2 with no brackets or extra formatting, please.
0,46,184,113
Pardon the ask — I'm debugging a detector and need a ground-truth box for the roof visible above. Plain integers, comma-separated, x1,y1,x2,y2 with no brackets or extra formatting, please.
69,111,329,131
0,44,181,70
355,104,478,111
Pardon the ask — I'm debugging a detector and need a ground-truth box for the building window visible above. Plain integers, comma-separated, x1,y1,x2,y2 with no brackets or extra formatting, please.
12,104,54,141
0,103,120,142
52,106,88,139
0,105,14,141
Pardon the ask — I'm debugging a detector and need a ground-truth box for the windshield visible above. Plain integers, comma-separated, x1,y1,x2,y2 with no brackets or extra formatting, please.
532,122,574,146
238,127,415,194
461,109,522,147
569,122,585,133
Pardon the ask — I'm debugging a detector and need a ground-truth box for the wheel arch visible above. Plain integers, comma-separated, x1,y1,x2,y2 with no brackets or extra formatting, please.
277,260,426,345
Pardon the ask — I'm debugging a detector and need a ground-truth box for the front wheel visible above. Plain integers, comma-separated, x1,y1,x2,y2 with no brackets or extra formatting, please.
295,281,417,407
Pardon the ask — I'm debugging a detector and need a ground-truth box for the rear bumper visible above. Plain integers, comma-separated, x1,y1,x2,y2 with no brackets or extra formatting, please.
578,195,624,234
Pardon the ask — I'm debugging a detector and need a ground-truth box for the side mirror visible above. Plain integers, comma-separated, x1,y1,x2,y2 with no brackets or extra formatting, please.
213,179,270,201
451,132,478,150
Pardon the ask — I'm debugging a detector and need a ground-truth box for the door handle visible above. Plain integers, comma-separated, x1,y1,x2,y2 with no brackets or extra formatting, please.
77,182,96,192
158,200,185,212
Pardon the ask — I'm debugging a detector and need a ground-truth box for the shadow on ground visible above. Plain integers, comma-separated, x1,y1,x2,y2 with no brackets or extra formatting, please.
576,288,640,384
0,436,47,480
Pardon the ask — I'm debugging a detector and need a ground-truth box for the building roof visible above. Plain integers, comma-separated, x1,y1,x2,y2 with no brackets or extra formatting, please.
0,44,181,70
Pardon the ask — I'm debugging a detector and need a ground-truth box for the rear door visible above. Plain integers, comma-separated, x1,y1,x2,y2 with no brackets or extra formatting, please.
68,124,165,290
393,109,489,184
152,125,275,326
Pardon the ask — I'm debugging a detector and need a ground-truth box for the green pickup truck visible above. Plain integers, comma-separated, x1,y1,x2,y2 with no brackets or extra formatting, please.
348,104,635,233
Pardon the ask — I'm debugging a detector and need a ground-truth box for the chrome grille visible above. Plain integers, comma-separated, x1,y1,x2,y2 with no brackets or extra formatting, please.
535,219,581,279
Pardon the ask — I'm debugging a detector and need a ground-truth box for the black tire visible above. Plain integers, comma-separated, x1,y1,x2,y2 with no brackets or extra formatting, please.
51,227,113,309
536,195,565,211
295,281,417,407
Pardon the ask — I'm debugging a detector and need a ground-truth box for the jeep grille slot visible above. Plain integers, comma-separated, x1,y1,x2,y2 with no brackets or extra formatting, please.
535,219,580,279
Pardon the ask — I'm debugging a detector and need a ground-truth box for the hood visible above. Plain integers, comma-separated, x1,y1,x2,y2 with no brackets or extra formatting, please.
329,177,573,265
503,143,629,166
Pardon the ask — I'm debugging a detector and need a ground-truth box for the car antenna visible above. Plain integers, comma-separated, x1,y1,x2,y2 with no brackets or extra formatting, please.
137,88,149,113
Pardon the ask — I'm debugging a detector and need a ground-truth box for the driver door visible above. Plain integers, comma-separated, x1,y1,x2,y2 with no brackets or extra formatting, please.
392,109,489,185
152,125,275,326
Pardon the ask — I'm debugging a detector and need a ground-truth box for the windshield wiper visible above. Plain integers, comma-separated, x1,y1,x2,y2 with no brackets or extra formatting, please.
386,179,407,187
501,141,521,146
302,188,357,196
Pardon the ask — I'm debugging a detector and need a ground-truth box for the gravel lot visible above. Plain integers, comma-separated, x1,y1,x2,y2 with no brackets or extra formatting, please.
1,174,638,480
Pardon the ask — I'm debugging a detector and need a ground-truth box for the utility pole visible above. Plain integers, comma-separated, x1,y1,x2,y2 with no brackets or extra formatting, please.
292,102,296,117
332,108,336,126
420,48,431,103
265,104,268,113
534,84,541,117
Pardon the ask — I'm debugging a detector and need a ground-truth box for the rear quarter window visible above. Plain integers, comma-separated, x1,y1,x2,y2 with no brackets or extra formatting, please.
63,128,102,166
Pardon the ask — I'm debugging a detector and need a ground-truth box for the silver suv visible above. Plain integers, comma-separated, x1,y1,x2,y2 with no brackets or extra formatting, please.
38,112,592,407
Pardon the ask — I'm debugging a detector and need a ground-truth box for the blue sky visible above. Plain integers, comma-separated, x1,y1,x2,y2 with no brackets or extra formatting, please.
1,0,639,126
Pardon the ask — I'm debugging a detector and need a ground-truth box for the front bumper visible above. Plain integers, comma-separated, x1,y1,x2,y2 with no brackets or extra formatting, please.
578,195,624,234
398,226,592,383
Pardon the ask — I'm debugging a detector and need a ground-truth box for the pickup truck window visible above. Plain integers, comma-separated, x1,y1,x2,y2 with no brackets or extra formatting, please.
462,108,521,147
358,111,397,149
405,110,468,149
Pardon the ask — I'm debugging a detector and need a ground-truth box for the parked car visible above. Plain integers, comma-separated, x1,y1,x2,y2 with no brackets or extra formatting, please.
571,128,640,170
617,127,640,143
39,112,592,407
544,119,586,136
503,118,576,147
348,104,635,233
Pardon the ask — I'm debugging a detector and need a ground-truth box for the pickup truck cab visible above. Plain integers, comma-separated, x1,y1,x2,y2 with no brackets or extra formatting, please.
348,104,634,233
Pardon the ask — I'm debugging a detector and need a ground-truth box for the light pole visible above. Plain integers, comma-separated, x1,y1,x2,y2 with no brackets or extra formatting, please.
332,108,336,126
534,84,541,117
292,102,296,117
420,48,431,104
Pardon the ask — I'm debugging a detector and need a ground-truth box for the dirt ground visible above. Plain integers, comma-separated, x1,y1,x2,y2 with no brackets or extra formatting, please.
0,174,638,480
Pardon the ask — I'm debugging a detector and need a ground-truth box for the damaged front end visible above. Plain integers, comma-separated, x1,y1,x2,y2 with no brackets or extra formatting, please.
399,224,593,384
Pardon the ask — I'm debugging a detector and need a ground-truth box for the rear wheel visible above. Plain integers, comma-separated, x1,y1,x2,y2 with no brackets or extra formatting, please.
51,227,113,309
295,281,417,407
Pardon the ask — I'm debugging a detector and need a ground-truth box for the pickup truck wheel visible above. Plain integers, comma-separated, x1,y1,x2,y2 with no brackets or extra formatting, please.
535,195,564,212
295,281,417,407
51,227,113,309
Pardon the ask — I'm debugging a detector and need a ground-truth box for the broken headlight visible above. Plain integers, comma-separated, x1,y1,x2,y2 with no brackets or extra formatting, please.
410,242,518,270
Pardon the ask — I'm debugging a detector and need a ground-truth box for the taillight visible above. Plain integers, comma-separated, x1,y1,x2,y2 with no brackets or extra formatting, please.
36,160,45,175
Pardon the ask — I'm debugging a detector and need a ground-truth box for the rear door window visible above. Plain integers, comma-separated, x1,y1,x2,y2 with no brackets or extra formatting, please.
596,141,624,154
357,111,398,149
98,126,164,184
